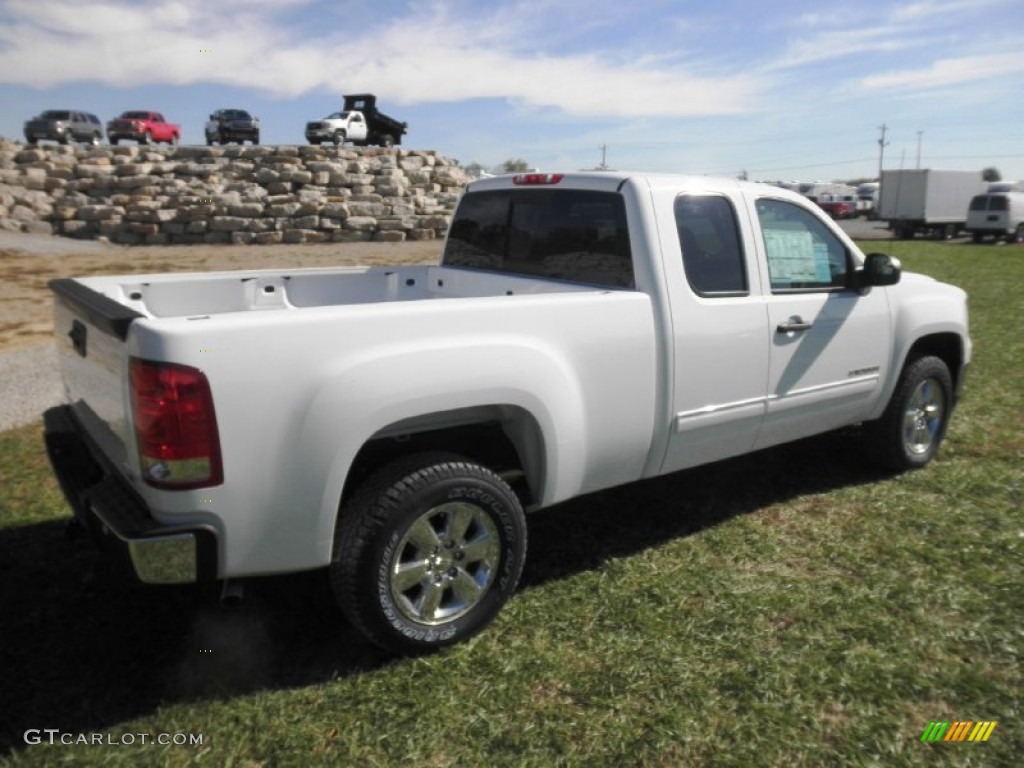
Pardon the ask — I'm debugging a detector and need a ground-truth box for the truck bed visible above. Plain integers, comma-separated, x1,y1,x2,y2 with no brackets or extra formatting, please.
62,264,607,320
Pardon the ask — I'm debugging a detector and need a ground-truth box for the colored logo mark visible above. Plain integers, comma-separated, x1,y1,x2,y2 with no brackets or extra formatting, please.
921,721,997,743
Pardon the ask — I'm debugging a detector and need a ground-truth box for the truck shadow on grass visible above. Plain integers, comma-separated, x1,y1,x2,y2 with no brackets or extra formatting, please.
0,429,889,754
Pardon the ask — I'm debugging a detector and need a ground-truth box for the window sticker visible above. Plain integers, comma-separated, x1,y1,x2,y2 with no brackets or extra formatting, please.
813,242,832,282
763,228,819,283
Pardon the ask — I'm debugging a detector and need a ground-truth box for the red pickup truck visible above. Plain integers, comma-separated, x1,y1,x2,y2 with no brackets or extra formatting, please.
106,111,181,145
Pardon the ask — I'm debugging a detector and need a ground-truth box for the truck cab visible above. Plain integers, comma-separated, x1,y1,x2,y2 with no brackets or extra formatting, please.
305,111,368,146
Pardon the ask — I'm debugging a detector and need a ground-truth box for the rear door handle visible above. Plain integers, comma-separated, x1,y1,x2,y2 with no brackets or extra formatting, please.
776,318,813,333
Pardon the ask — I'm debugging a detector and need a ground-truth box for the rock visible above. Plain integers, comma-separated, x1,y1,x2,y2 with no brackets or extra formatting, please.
343,216,377,231
0,144,466,245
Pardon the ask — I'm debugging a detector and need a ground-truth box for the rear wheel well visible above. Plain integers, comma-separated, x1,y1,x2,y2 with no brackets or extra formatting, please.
341,413,541,510
904,332,963,399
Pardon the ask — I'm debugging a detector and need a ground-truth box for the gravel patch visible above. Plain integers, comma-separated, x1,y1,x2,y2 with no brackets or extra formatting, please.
0,343,62,431
0,230,117,256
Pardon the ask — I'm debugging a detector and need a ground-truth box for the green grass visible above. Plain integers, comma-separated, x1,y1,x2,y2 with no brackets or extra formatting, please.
1,241,1021,767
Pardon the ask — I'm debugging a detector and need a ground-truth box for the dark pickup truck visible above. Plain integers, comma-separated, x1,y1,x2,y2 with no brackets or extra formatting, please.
205,108,260,145
342,93,408,147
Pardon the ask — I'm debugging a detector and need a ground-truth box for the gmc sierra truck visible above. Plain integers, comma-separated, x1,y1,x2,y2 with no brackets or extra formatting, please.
44,172,970,654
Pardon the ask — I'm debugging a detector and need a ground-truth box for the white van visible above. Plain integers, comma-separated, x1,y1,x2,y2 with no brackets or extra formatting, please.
966,192,1024,243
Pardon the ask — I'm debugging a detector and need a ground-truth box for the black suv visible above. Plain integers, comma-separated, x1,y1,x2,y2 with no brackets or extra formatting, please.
205,109,260,145
24,110,104,145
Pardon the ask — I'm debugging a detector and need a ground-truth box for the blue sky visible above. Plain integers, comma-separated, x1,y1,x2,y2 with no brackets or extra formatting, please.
1,0,1022,181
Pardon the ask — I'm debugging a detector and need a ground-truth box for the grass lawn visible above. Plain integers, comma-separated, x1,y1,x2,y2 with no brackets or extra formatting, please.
1,240,1020,767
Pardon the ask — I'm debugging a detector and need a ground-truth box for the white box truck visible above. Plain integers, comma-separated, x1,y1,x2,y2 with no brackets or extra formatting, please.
878,169,987,239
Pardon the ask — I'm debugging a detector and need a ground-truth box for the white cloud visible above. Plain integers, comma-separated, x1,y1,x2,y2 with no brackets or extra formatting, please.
889,0,1006,22
861,51,1024,90
0,0,766,118
767,0,1012,70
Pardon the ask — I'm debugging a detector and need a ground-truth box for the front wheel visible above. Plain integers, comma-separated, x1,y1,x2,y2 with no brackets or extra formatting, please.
139,131,151,145
331,453,527,655
1006,224,1023,244
864,356,953,471
169,134,179,146
332,130,345,146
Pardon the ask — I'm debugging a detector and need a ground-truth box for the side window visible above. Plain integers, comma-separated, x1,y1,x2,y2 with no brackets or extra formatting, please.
755,198,849,291
675,195,747,296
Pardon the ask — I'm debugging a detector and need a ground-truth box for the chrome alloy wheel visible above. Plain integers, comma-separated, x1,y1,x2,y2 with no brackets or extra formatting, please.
389,502,500,625
902,377,946,456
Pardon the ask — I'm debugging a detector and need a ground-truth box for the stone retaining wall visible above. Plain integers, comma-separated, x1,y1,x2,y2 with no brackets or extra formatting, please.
0,140,468,245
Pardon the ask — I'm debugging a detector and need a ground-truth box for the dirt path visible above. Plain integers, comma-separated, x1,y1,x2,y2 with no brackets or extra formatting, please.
0,233,443,351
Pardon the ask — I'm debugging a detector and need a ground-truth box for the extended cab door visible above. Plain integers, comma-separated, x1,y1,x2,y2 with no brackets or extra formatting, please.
348,113,368,141
747,195,892,449
655,185,771,473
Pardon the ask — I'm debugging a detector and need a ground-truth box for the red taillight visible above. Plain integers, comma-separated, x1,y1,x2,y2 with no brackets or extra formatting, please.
512,173,564,185
130,358,223,489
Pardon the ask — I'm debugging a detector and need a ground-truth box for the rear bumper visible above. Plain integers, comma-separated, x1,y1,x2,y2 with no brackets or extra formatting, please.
43,405,218,584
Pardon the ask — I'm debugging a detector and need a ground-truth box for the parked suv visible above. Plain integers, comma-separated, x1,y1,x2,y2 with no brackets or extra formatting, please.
23,110,103,145
205,108,260,145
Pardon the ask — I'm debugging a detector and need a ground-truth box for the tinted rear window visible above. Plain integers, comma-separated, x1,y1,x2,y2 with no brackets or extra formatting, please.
443,189,634,288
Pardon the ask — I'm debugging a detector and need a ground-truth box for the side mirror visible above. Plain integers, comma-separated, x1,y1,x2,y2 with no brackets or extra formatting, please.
860,252,902,287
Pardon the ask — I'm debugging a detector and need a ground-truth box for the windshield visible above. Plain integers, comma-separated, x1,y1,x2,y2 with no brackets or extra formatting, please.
221,109,251,119
121,111,151,120
39,110,70,120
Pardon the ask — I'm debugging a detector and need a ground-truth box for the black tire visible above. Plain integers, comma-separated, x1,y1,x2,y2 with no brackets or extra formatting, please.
972,232,984,244
206,134,214,146
381,134,395,148
58,133,69,145
90,133,101,146
110,137,119,145
252,134,259,146
331,452,527,655
170,134,179,146
309,138,320,145
27,138,37,145
139,131,151,145
1006,224,1023,244
864,356,953,471
332,130,345,146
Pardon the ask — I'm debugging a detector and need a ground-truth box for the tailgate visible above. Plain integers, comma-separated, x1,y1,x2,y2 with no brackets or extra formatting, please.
50,278,143,466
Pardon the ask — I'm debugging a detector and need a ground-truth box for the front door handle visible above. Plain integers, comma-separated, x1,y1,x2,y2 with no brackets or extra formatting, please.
776,317,813,333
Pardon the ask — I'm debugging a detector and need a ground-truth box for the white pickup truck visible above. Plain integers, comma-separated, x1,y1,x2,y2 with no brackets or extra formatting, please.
304,111,369,146
44,172,970,653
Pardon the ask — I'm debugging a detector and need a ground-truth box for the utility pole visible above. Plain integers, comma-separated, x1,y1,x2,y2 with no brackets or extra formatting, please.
598,144,609,171
877,124,890,180
916,131,923,169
